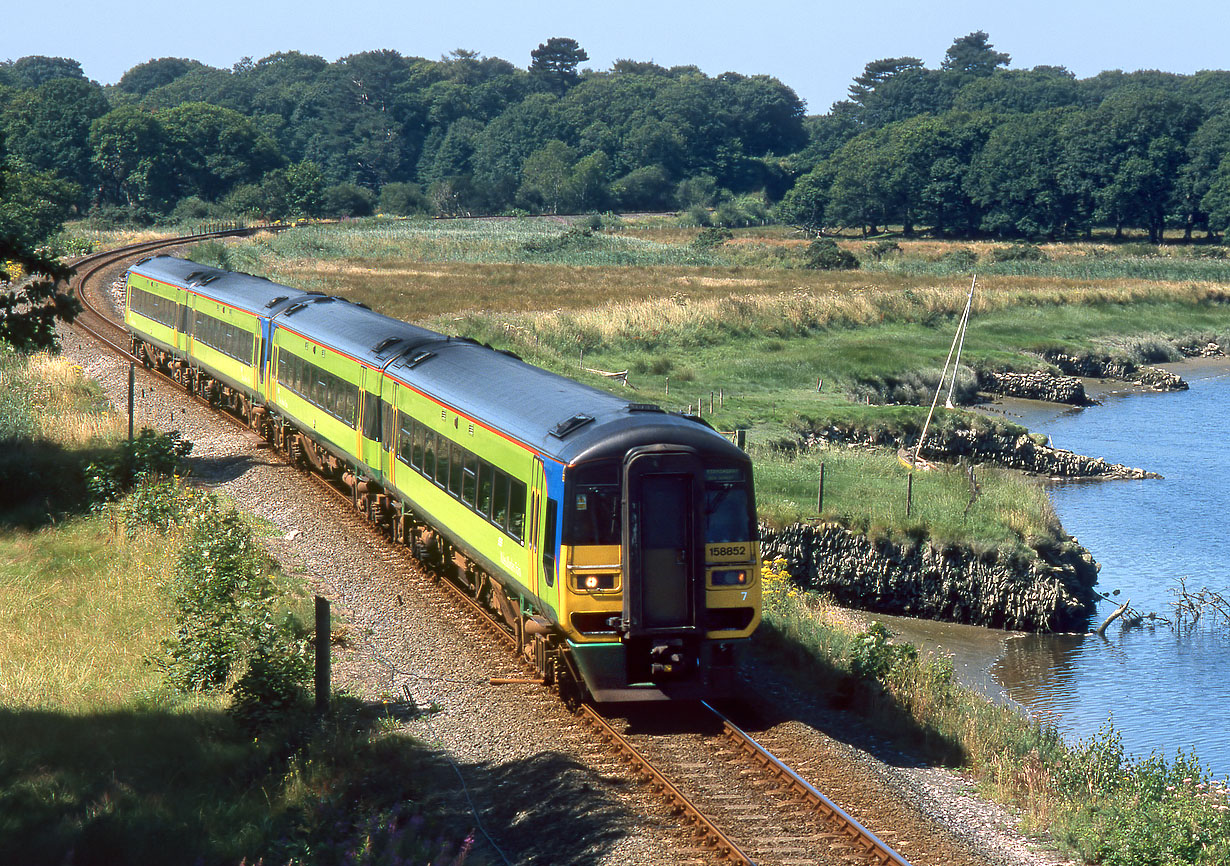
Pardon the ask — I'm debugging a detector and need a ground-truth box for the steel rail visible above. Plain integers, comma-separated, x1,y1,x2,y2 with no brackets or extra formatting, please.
702,701,914,866
578,704,755,866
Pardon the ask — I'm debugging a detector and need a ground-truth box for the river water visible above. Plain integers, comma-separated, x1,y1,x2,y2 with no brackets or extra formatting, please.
990,361,1230,778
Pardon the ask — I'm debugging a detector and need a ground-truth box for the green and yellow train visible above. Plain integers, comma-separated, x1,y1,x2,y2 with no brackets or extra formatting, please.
125,255,761,702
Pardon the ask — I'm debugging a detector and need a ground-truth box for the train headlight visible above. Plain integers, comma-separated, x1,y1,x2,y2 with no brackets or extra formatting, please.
711,569,748,586
577,573,617,591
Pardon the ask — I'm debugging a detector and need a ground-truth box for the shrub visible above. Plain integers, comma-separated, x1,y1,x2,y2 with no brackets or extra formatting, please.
866,239,902,261
692,227,733,250
849,622,918,681
85,428,192,510
935,247,979,270
803,238,859,270
377,182,431,216
323,183,376,218
677,204,712,227
990,243,1047,263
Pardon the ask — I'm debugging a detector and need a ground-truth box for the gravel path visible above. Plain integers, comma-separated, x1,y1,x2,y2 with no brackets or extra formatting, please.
58,259,1081,866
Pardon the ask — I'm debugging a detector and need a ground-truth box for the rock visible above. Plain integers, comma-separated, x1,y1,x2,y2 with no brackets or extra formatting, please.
979,369,1094,405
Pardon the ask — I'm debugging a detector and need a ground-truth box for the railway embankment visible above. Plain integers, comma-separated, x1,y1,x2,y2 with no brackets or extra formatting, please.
759,520,1099,632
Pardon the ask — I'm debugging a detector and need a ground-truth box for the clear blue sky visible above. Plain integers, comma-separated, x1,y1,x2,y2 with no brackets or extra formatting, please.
9,0,1230,113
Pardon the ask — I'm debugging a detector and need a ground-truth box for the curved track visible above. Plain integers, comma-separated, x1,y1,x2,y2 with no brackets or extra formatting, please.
69,233,917,866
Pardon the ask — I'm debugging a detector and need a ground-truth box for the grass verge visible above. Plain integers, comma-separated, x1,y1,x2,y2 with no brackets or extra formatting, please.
0,348,482,866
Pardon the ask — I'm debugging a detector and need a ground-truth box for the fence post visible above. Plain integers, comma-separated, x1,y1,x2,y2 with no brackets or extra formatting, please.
817,462,825,514
128,362,135,441
315,596,331,714
906,473,913,518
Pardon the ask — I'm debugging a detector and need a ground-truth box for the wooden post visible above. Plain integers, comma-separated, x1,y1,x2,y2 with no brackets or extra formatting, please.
315,596,331,713
719,388,724,407
736,429,746,450
128,362,135,441
665,376,669,396
906,473,913,517
817,462,825,514
710,391,714,413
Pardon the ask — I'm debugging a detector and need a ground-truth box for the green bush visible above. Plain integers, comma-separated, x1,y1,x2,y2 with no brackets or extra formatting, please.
692,226,733,250
866,239,902,261
935,247,979,270
86,428,192,510
803,237,859,270
989,243,1047,263
849,622,918,681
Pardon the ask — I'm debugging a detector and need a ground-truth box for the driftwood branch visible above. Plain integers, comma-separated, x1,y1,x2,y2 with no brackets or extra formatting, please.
1096,599,1131,636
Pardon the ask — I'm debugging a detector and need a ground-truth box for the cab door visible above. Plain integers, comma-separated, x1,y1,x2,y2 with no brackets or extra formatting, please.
527,457,545,598
621,446,705,636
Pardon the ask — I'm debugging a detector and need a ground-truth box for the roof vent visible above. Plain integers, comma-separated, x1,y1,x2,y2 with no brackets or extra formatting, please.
264,295,290,308
407,351,436,369
372,337,402,354
627,403,664,413
550,413,595,439
197,274,220,285
282,302,308,316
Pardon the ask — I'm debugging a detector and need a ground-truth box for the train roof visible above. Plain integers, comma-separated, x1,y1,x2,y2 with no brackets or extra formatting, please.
274,295,442,371
388,336,747,467
128,255,312,317
136,256,746,469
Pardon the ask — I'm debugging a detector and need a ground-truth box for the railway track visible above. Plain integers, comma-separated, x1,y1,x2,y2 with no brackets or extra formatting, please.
68,235,918,866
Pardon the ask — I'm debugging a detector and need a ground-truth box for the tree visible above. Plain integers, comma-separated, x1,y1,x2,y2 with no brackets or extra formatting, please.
160,102,284,201
530,37,588,94
116,58,204,97
8,56,85,88
0,135,79,350
1201,154,1230,235
941,31,1010,77
967,109,1077,238
518,139,578,213
848,57,924,106
89,106,173,210
1,77,110,194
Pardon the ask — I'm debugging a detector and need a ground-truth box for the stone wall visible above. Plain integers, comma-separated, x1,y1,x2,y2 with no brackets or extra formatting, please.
1042,350,1187,392
802,424,1160,479
979,370,1092,405
760,521,1101,632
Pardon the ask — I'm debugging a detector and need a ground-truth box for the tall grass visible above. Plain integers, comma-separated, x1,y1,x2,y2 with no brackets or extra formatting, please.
752,445,1060,551
0,347,482,866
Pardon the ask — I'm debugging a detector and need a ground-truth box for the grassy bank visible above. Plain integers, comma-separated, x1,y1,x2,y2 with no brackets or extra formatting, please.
756,563,1230,865
0,351,481,865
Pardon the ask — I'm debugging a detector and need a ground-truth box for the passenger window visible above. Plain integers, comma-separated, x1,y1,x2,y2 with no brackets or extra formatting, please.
508,479,526,542
423,430,436,479
477,462,493,517
542,499,558,586
435,439,450,486
411,422,423,470
449,446,464,496
462,453,477,506
492,472,509,530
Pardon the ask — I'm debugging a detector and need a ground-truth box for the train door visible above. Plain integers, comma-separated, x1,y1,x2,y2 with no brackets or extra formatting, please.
527,457,545,598
381,380,396,483
621,446,705,635
359,366,382,477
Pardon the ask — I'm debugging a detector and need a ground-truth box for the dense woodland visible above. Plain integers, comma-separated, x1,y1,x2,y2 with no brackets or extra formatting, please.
4,32,1230,249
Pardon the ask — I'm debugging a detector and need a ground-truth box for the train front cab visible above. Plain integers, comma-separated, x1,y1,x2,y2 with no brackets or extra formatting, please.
562,445,760,702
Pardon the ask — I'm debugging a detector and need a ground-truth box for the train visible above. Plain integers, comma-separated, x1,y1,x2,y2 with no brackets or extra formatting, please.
123,254,761,703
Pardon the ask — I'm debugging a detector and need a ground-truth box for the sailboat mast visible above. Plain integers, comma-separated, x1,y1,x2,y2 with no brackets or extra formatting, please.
944,274,978,408
912,273,977,467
